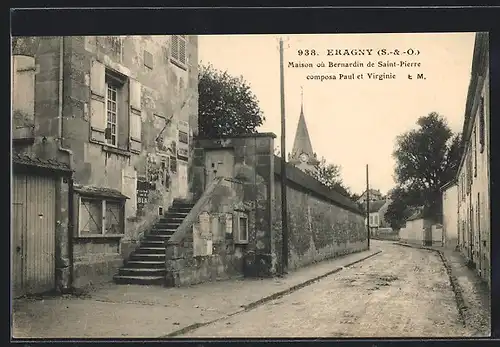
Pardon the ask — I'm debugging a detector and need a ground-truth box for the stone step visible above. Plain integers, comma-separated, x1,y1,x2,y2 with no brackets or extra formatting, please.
157,217,185,224
162,212,189,219
153,223,181,230
150,228,177,235
125,260,165,269
129,253,165,262
145,234,172,241
140,240,165,248
172,202,195,208
113,275,164,285
168,207,192,214
118,267,165,277
134,247,166,255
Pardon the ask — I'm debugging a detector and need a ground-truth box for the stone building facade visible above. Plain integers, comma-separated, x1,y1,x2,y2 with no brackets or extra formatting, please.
441,32,490,288
12,35,198,291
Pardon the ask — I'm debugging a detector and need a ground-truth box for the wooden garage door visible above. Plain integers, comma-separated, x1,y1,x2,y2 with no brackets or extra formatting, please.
12,174,56,297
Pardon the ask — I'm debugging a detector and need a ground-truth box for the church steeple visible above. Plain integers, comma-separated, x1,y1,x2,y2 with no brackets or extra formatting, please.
291,87,315,159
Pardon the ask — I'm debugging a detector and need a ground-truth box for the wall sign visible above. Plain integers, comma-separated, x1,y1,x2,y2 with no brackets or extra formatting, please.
177,120,189,161
199,211,210,234
225,213,233,235
136,179,151,213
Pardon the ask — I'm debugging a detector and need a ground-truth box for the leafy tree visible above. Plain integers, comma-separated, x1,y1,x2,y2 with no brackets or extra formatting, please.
306,158,352,197
392,112,462,222
384,187,412,230
198,64,265,137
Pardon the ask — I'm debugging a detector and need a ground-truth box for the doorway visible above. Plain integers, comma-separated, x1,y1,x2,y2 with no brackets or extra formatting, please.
12,174,57,297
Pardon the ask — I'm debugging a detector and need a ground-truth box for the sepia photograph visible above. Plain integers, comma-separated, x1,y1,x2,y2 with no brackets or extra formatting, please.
11,28,491,339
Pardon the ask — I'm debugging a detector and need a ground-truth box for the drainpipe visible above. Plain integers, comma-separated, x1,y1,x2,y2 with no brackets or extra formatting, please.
57,36,75,289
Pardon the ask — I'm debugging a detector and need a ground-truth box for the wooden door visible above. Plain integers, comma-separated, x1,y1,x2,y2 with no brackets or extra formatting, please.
12,175,26,297
12,174,56,297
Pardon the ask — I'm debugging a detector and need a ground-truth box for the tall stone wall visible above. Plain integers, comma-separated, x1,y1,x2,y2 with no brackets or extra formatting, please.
272,156,368,272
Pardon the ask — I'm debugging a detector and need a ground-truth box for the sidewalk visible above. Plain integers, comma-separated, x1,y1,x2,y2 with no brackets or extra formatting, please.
12,247,382,339
394,242,491,337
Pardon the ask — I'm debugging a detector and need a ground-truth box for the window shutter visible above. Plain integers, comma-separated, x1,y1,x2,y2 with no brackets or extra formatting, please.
90,60,106,143
12,55,36,122
179,36,186,64
129,78,142,153
171,35,179,61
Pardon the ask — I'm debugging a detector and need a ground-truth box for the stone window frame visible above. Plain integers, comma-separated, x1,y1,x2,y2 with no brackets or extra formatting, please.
89,59,143,156
170,35,188,70
105,78,120,147
76,195,125,238
234,212,249,245
473,127,477,178
479,95,485,154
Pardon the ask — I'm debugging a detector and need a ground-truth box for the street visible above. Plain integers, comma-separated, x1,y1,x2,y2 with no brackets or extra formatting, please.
181,242,472,338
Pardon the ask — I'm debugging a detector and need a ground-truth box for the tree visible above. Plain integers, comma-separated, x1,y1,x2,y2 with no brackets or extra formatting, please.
392,112,462,222
384,187,412,230
198,64,265,137
306,158,352,197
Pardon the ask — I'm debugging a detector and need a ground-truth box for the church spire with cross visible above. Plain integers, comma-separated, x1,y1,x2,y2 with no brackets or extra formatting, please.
288,87,319,173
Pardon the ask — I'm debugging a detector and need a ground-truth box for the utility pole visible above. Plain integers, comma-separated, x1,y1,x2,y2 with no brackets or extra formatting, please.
279,37,289,274
366,164,370,250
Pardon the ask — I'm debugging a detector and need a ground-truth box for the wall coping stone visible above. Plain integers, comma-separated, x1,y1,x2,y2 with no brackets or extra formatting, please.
273,155,363,216
195,132,277,141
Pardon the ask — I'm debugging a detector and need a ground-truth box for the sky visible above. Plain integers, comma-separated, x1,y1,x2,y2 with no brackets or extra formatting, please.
198,33,476,195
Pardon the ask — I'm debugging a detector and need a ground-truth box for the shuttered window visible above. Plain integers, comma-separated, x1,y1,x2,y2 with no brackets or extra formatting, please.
170,35,187,68
89,60,143,153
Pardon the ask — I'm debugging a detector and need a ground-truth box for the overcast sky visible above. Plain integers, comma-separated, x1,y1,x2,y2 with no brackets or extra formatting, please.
198,33,475,195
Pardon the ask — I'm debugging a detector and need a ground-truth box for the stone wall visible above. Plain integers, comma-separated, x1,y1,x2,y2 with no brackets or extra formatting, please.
191,134,276,278
372,228,400,241
272,156,367,272
165,177,248,286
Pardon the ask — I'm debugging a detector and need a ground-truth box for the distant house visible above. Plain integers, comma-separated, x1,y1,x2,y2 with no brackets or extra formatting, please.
363,199,386,235
398,207,441,246
377,198,392,228
357,189,383,204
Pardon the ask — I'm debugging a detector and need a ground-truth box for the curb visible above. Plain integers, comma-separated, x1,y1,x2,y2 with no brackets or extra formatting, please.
164,249,382,337
393,242,467,326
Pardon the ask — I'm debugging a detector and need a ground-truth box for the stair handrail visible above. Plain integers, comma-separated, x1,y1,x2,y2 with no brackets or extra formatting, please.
167,176,227,246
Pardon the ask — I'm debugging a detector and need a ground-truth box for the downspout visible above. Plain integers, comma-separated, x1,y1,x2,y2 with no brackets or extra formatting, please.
57,36,75,289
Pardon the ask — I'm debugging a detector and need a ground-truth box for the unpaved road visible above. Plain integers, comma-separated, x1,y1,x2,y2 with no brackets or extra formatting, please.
181,243,473,338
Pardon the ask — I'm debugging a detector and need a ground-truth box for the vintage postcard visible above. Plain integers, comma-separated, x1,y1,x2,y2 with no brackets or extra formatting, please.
11,30,491,339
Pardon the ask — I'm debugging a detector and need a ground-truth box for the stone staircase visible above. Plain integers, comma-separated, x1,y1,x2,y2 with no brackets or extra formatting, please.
113,200,195,285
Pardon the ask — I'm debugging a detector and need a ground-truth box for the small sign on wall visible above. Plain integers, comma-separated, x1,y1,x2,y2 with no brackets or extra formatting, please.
199,211,210,233
225,213,233,235
193,211,213,257
177,120,189,161
206,240,213,256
